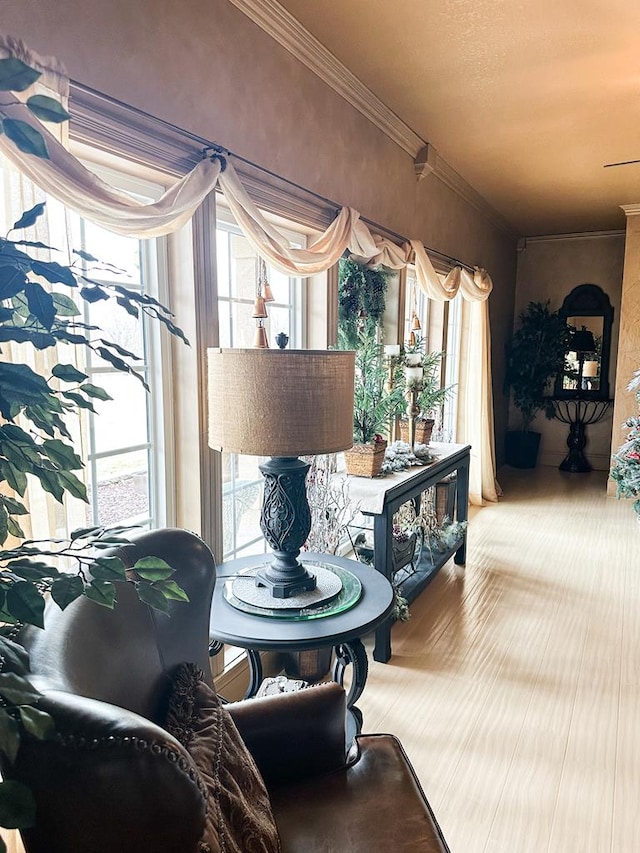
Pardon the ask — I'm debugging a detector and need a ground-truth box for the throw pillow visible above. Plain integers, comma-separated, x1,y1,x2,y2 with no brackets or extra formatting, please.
164,662,281,853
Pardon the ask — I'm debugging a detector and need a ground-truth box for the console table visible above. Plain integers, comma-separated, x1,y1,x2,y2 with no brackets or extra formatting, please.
335,442,471,663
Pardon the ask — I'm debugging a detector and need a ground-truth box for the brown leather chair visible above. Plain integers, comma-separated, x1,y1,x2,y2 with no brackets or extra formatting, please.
6,528,450,853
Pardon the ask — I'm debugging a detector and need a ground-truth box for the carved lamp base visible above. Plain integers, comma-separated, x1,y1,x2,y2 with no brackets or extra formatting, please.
256,457,317,598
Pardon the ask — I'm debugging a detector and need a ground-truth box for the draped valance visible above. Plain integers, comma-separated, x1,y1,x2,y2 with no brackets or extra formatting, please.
0,34,492,303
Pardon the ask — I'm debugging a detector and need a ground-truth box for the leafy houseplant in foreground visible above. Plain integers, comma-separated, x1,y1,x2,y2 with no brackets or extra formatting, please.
0,203,188,842
0,56,190,847
610,369,640,523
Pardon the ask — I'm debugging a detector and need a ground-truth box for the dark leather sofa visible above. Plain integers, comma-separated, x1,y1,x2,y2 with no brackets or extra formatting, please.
5,528,450,853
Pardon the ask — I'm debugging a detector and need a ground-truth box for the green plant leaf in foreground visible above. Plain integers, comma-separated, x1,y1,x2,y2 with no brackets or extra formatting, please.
133,556,174,581
2,119,48,159
18,706,54,741
0,780,36,829
0,58,41,92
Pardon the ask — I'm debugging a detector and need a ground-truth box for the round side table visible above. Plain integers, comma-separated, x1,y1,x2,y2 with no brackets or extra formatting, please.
209,552,394,736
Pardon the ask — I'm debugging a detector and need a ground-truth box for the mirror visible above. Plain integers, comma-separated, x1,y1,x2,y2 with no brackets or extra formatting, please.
554,284,613,399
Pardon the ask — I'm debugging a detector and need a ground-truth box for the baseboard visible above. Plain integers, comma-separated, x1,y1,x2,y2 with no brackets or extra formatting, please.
539,450,612,472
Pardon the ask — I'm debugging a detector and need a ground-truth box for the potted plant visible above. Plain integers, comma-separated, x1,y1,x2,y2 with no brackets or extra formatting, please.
610,368,640,524
398,342,453,445
504,300,570,468
345,332,401,477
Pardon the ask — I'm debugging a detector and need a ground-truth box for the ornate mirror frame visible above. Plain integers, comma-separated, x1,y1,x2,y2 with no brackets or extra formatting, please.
553,283,614,400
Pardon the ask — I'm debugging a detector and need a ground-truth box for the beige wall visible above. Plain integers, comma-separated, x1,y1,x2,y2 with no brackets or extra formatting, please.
2,0,518,456
610,211,640,491
513,233,625,470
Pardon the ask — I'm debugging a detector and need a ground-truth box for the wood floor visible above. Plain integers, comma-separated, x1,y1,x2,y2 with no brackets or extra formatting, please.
359,465,640,853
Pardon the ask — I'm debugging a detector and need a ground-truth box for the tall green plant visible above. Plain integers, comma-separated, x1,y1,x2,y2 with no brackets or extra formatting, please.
505,301,570,431
352,331,403,443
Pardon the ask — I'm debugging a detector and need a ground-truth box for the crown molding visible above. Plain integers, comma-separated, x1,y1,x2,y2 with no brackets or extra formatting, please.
523,229,625,244
227,0,424,158
228,0,517,238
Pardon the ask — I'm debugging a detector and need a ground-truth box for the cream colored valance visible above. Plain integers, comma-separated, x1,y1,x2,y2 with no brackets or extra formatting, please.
0,34,493,302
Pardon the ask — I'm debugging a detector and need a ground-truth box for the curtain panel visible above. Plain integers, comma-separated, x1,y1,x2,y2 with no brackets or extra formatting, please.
0,34,500,510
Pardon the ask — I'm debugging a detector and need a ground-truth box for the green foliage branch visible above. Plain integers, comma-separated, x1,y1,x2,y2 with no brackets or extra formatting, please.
338,258,389,349
351,330,403,444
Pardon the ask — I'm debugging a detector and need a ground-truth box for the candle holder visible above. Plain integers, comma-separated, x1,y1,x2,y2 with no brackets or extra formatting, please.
405,384,422,451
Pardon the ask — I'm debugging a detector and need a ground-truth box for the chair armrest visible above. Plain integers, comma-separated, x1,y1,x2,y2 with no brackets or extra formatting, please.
10,688,206,853
227,681,347,785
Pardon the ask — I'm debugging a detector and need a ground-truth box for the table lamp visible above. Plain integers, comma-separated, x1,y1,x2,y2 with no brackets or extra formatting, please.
207,348,355,599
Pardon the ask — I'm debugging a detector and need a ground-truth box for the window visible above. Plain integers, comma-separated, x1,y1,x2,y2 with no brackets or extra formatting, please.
215,204,305,560
0,154,173,537
403,267,462,441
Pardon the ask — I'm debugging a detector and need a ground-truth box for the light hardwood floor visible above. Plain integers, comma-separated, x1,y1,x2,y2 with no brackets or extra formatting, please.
359,465,640,853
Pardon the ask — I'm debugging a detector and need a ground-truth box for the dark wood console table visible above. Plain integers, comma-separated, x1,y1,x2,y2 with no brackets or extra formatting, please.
337,442,471,663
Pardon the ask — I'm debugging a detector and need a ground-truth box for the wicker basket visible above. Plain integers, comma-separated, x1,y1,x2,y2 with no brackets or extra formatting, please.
344,440,387,477
435,475,457,524
399,418,435,446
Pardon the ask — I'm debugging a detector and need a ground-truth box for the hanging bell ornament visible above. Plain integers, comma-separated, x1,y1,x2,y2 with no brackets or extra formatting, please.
262,281,275,302
253,322,269,348
411,312,421,331
252,296,268,319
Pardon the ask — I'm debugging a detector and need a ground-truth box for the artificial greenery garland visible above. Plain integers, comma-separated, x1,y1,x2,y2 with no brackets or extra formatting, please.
338,258,390,349
610,369,640,520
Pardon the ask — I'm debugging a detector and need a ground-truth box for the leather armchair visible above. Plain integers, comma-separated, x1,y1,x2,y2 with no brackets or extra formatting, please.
5,528,450,853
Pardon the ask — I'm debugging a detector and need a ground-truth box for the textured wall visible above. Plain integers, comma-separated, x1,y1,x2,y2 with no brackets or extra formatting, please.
610,213,640,490
513,233,625,470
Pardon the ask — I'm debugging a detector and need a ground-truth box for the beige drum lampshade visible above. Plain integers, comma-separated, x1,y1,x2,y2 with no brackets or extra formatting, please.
207,349,355,457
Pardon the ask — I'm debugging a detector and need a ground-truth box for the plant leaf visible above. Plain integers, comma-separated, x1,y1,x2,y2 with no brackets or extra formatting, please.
51,292,80,316
24,281,56,329
79,383,112,401
0,58,41,92
0,673,42,706
41,438,83,471
11,203,46,231
5,583,45,628
84,579,116,609
90,556,126,582
2,119,49,159
0,779,36,829
136,581,170,613
25,94,71,124
31,259,77,286
0,709,20,763
80,284,109,303
153,579,189,602
51,363,88,384
51,574,84,610
0,637,30,676
133,556,174,581
0,265,27,301
18,705,55,740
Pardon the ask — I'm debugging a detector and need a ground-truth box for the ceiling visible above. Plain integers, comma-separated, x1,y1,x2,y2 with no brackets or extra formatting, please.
275,0,640,237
